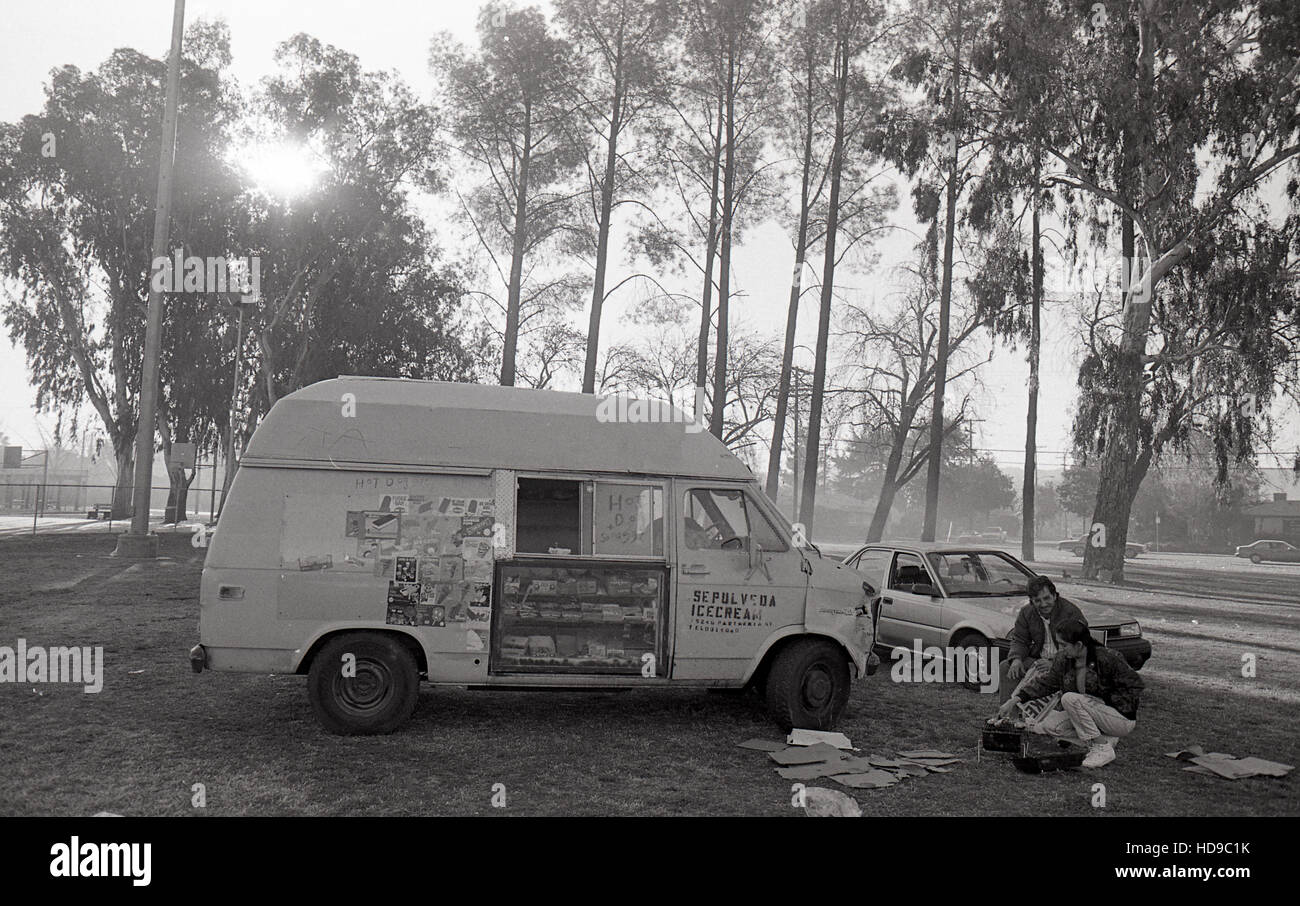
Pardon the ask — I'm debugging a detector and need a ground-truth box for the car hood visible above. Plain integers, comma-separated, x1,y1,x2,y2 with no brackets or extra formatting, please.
951,592,1135,628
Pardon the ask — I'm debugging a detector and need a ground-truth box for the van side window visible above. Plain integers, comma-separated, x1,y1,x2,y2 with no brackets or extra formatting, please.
516,478,590,555
593,482,664,558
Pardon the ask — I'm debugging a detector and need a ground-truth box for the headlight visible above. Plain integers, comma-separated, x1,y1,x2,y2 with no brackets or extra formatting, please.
1119,622,1140,637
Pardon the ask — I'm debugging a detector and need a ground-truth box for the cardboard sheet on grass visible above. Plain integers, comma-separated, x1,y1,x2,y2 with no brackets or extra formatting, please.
1166,746,1294,780
741,733,961,791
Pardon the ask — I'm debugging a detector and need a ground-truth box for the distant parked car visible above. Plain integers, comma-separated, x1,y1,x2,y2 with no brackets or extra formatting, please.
1056,535,1146,559
1234,540,1300,564
957,527,1008,544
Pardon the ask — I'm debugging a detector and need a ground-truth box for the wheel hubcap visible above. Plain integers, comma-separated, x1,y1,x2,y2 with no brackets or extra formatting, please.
802,665,833,710
336,659,392,714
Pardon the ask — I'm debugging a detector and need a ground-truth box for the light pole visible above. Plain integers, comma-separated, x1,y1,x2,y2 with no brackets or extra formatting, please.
116,0,186,559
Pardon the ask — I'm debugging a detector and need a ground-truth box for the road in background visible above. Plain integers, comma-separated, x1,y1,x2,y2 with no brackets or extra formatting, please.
822,541,1299,608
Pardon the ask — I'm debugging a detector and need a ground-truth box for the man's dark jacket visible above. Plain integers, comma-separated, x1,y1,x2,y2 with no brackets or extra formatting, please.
1007,595,1086,662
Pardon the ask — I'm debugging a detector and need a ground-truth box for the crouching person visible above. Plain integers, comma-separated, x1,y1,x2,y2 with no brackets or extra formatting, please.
999,575,1086,704
996,618,1144,768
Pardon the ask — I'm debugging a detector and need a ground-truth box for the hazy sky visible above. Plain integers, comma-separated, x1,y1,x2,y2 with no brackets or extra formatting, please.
0,0,1293,480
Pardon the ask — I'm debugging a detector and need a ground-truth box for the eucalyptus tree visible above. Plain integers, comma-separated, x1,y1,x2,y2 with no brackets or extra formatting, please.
555,0,677,394
0,22,244,518
434,2,585,386
987,0,1300,580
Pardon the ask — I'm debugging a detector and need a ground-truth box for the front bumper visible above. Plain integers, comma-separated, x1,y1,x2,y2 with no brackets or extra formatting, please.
1106,637,1152,669
189,643,207,674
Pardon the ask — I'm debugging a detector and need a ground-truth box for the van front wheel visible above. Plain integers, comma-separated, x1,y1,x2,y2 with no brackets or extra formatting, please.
307,633,420,735
765,639,850,731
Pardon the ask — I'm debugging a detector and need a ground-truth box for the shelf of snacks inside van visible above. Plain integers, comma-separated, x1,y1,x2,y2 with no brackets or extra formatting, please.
501,602,657,622
500,573,661,598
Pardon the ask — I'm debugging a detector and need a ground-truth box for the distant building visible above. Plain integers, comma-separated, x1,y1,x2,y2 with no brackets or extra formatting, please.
1243,492,1300,544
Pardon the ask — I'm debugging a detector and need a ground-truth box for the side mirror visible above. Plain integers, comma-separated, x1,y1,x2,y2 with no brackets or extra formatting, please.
862,581,877,598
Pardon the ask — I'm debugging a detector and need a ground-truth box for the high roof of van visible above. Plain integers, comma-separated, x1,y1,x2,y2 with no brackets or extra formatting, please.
242,377,754,481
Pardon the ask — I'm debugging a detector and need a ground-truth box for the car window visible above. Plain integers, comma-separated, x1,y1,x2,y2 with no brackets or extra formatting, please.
924,551,1034,596
888,552,935,594
851,548,892,595
683,489,749,550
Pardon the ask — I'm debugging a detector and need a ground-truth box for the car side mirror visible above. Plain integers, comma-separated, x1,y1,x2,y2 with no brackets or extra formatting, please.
862,581,877,598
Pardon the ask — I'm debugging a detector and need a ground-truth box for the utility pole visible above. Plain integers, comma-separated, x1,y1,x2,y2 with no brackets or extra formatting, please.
965,417,985,464
116,0,185,558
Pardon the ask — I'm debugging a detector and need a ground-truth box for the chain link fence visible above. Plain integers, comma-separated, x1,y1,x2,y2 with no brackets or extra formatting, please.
0,482,219,536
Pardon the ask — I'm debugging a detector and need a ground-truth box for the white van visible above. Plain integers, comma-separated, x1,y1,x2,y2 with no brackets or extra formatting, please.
190,378,880,734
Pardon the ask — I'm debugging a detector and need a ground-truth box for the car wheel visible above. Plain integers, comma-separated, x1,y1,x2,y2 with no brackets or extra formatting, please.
765,638,850,732
307,632,420,735
951,631,999,691
1250,554,1262,564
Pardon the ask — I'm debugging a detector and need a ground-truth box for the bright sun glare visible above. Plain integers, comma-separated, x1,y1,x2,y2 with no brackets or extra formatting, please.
237,142,325,199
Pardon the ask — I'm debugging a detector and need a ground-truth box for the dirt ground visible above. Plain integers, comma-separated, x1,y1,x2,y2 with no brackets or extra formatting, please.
0,533,1295,816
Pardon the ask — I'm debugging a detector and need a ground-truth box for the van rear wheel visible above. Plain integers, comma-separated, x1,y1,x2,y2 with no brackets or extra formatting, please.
307,632,420,735
765,639,850,731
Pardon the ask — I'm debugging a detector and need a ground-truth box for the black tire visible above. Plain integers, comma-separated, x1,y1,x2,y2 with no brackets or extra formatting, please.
764,638,850,731
307,632,420,735
950,631,999,691
1250,554,1262,564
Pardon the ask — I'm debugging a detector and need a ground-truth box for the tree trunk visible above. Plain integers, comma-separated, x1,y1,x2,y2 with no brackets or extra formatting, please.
1021,154,1042,562
798,36,848,537
501,104,532,387
111,442,134,520
709,56,737,440
582,71,623,395
766,66,817,504
1083,9,1157,582
165,463,185,524
866,438,907,542
696,96,724,396
921,1,962,542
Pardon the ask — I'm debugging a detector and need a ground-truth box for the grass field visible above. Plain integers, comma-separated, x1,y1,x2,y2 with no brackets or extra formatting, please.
0,533,1296,816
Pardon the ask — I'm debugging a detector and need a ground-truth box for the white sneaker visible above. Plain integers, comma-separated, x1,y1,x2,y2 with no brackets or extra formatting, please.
1083,741,1116,768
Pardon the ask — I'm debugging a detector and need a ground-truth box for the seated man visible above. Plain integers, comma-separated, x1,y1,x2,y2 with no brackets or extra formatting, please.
999,575,1086,703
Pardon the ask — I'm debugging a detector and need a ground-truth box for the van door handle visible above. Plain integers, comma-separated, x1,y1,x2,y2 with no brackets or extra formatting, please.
681,564,711,575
